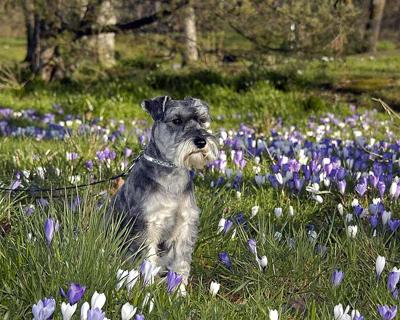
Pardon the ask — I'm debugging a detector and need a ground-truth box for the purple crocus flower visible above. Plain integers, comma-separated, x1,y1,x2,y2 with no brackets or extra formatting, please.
166,271,183,294
60,283,86,304
87,308,105,320
124,148,133,158
85,160,94,171
369,174,379,188
218,252,232,269
44,218,56,245
233,150,243,168
377,305,397,320
388,219,400,232
370,215,379,229
378,181,386,198
96,151,106,162
331,269,344,286
10,178,21,190
387,269,400,292
355,180,367,197
37,198,49,208
25,205,35,216
247,239,257,255
32,297,56,320
135,314,145,320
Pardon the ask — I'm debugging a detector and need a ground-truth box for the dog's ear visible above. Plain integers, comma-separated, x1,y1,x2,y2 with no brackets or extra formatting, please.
141,96,171,120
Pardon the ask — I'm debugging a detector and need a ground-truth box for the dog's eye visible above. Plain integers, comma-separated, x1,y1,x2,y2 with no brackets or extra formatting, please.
172,118,183,125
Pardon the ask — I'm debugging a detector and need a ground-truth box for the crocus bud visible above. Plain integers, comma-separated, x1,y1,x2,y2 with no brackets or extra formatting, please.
274,208,283,218
376,255,386,279
313,195,323,204
209,281,220,296
347,225,358,238
116,269,128,291
269,309,279,320
217,218,226,234
288,206,294,216
80,302,90,320
389,182,398,198
44,218,56,245
331,269,344,287
387,267,400,292
337,203,344,215
251,206,259,218
247,239,257,255
382,211,392,226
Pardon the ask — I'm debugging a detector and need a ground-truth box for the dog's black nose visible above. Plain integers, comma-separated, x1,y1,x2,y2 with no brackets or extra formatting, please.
194,137,207,149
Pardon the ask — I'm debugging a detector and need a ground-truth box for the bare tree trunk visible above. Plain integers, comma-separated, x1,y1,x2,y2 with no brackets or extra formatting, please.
96,0,116,67
364,0,386,53
183,4,198,64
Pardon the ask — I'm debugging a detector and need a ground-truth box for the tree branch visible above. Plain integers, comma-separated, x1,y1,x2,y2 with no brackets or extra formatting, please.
73,0,188,40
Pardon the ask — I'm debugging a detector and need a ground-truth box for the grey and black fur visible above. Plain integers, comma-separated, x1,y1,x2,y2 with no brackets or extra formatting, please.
111,96,219,287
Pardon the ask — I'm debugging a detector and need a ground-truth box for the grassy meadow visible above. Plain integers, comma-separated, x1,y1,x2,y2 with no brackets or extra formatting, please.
0,35,400,319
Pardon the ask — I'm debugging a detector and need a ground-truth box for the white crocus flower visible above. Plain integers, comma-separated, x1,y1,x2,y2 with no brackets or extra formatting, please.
288,206,294,217
274,208,283,218
142,293,154,313
61,302,77,320
251,206,259,218
269,309,279,320
126,269,140,292
258,256,268,270
217,218,226,234
382,211,391,226
275,173,283,185
91,291,106,310
121,302,137,320
389,181,398,198
141,260,161,286
80,302,90,320
376,255,386,278
306,183,320,193
347,225,358,238
116,269,129,291
209,281,220,296
334,304,351,320
351,309,362,320
351,199,359,207
312,195,323,204
337,203,344,215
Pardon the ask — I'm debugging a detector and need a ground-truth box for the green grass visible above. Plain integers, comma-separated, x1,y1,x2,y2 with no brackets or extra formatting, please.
0,37,25,64
0,126,399,319
0,35,400,319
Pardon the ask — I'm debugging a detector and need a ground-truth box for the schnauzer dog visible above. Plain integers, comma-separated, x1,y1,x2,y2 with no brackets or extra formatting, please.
111,96,219,288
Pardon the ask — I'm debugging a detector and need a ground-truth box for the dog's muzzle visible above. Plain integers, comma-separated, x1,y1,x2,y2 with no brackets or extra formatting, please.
175,135,219,169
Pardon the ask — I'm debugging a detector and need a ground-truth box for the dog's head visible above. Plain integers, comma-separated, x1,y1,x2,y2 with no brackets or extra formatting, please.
141,96,219,169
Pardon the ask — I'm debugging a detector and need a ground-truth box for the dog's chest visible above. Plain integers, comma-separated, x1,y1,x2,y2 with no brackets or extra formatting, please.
143,192,196,229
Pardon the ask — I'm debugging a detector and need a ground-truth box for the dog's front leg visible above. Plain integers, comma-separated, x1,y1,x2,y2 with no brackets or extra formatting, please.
168,207,199,286
143,223,161,266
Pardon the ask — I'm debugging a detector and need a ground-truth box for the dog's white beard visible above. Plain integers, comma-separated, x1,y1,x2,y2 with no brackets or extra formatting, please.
175,138,219,169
